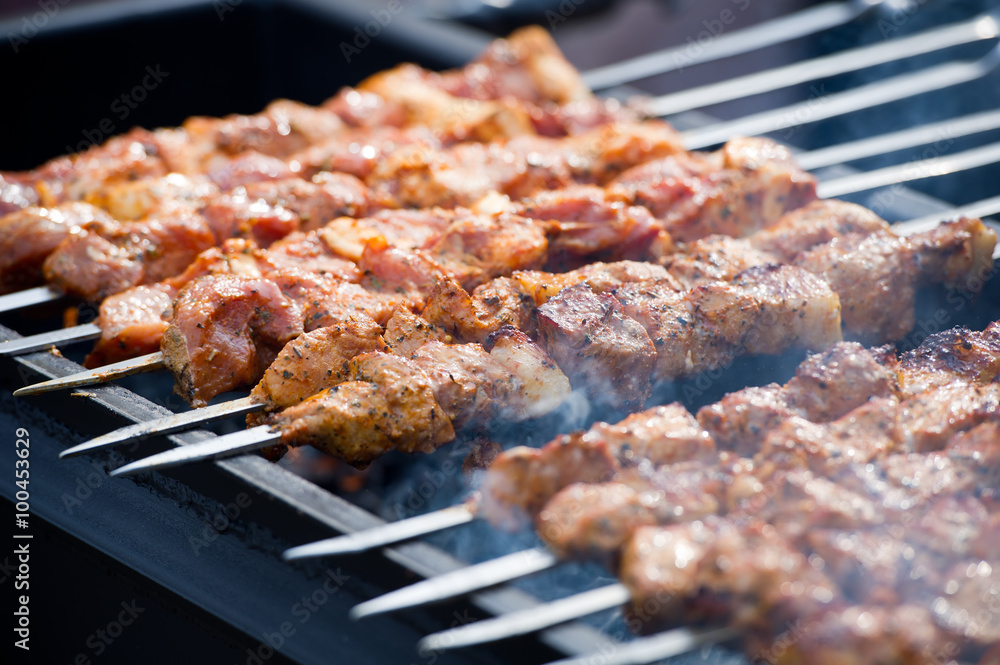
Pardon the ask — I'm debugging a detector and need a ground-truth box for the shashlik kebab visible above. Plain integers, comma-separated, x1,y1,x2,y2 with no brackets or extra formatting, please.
372,324,1000,664
49,195,992,416
95,204,994,474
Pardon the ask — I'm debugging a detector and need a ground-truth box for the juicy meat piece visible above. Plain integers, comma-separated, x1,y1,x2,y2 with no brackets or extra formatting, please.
42,208,216,302
732,264,843,356
408,341,517,430
358,244,448,305
698,384,802,455
290,126,440,180
207,99,345,159
383,307,454,357
804,528,913,605
537,465,720,561
484,325,572,420
582,403,716,466
662,234,776,287
610,137,817,242
205,151,296,191
537,283,658,412
479,434,620,530
421,277,537,343
161,275,303,406
514,260,677,306
424,213,548,290
440,26,591,105
749,199,890,260
274,354,455,468
287,274,405,330
199,194,298,248
312,208,455,262
85,284,175,367
783,341,897,421
247,313,384,422
321,88,407,129
0,202,114,293
897,323,1000,395
908,216,997,292
901,382,1000,453
0,172,39,215
516,185,663,264
84,173,219,221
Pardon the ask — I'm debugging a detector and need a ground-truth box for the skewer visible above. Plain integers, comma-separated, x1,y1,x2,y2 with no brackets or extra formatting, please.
12,352,164,397
282,503,477,559
349,548,559,620
58,396,263,458
107,425,277,477
0,286,64,314
649,12,1000,117
0,323,101,357
683,42,1000,150
543,626,740,665
582,0,885,89
417,583,631,651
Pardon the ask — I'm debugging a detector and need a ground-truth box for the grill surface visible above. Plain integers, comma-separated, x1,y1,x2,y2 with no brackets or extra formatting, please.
2,1,999,664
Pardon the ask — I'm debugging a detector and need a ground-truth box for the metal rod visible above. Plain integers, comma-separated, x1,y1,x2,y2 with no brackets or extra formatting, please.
682,43,1000,150
817,140,1000,199
13,351,165,397
582,0,883,90
544,626,740,665
0,285,64,313
0,323,101,357
418,583,632,652
350,548,560,620
108,425,278,477
649,14,998,116
58,396,264,458
283,503,477,560
896,195,1000,237
797,108,1000,171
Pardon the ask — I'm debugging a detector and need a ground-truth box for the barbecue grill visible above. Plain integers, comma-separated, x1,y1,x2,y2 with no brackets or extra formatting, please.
2,1,999,663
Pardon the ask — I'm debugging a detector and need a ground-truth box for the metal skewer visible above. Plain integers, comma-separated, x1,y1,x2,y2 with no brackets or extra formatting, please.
582,0,885,89
58,395,264,458
349,548,560,620
544,626,741,665
12,352,165,397
418,583,631,651
0,285,64,314
282,502,477,559
108,425,278,477
0,323,101,356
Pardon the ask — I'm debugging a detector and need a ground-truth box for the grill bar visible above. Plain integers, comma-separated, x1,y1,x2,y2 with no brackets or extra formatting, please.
682,43,1000,149
648,13,999,117
0,285,62,313
544,627,741,665
12,351,165,397
0,323,100,356
582,0,883,89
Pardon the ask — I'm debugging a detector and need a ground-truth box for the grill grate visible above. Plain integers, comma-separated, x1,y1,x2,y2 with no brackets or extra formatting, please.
2,1,999,663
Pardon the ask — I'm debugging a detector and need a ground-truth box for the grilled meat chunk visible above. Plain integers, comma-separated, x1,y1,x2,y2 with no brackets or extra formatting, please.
537,283,658,411
897,322,1000,395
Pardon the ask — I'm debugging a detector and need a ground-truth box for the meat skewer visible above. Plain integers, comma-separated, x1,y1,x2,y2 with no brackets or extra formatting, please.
53,197,996,463
103,207,993,475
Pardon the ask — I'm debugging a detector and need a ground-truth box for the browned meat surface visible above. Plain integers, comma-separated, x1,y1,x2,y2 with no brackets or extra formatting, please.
479,433,619,530
271,332,569,467
205,151,296,191
749,199,890,259
247,313,384,423
609,137,817,242
662,234,776,286
516,185,664,265
514,260,676,305
161,275,303,406
583,403,716,466
537,464,720,561
485,325,572,419
0,202,114,293
537,283,658,411
42,207,216,302
82,173,219,221
0,172,40,215
897,322,1000,395
423,212,548,290
289,126,440,180
784,342,897,421
796,218,997,343
274,355,455,467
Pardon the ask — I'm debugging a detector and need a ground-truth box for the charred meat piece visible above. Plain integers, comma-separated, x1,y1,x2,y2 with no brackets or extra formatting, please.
537,283,658,412
897,322,1000,395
